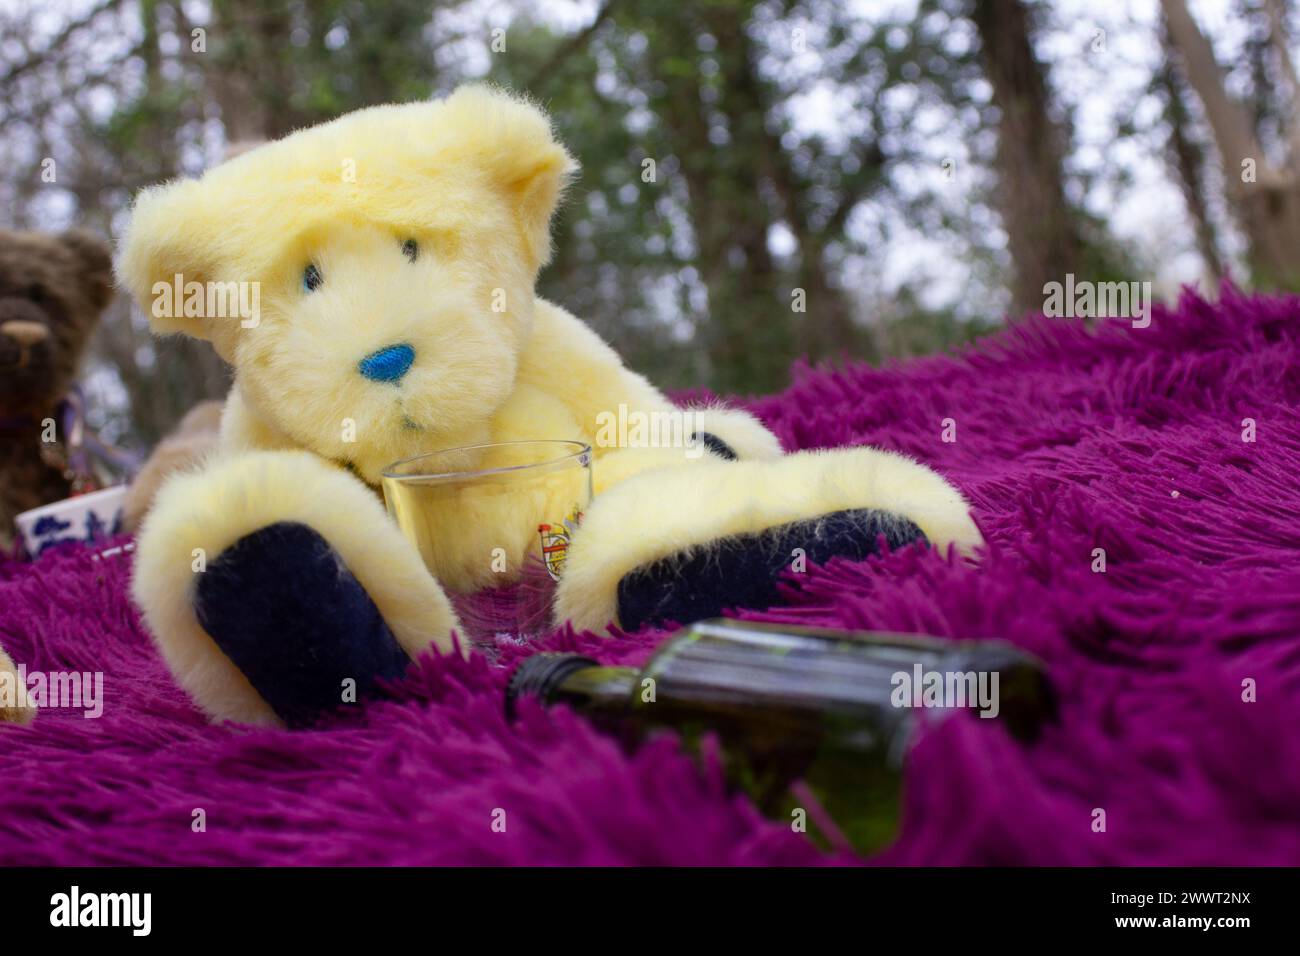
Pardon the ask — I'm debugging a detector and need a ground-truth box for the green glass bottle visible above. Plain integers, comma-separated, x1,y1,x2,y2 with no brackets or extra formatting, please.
507,619,1055,855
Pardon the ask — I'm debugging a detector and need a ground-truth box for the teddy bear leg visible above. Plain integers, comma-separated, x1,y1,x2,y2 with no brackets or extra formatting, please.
193,521,415,728
555,446,982,634
133,450,463,727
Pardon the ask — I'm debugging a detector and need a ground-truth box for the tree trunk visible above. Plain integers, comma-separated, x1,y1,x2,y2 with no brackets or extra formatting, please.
1157,27,1225,285
648,7,793,392
970,0,1084,317
642,1,872,390
1161,0,1300,287
710,11,862,363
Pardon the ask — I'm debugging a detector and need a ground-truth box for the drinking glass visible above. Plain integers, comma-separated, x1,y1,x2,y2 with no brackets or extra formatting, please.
382,440,592,652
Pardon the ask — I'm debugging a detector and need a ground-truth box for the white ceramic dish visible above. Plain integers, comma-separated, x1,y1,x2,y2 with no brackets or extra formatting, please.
14,485,128,559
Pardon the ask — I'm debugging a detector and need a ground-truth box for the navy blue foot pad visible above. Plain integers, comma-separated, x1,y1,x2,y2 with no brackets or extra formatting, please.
693,431,738,461
194,521,411,727
616,508,927,632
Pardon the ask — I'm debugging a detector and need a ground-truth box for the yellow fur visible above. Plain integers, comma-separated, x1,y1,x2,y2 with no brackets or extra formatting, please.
0,644,34,725
118,84,980,723
118,86,575,343
554,447,983,633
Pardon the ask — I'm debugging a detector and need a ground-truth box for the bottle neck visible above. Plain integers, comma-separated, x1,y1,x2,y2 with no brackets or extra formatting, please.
548,665,640,717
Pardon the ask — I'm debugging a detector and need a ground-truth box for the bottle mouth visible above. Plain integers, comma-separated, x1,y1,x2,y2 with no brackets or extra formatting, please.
505,653,599,720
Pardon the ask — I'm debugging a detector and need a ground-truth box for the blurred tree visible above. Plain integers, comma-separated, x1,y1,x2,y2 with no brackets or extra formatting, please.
1,0,1215,449
1162,0,1300,288
1155,22,1225,285
488,0,876,393
967,0,1083,317
498,0,997,392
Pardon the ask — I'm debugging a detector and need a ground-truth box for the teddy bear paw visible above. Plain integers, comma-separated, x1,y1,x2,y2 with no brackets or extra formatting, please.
615,507,925,631
194,521,413,728
132,449,464,726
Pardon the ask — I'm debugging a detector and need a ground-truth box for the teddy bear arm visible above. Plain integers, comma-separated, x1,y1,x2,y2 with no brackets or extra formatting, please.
521,300,675,447
522,300,783,472
217,384,297,455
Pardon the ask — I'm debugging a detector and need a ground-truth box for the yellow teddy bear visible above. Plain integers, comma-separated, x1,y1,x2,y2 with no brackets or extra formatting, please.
117,85,981,728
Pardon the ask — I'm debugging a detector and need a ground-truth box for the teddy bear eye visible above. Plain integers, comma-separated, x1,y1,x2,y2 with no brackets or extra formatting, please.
401,239,418,262
302,264,323,292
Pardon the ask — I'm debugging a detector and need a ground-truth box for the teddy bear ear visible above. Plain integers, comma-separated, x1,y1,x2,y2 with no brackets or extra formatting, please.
60,229,113,312
115,178,216,340
441,85,579,270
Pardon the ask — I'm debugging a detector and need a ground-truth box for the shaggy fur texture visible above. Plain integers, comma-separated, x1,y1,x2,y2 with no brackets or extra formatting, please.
0,228,113,546
119,85,976,723
0,285,1297,864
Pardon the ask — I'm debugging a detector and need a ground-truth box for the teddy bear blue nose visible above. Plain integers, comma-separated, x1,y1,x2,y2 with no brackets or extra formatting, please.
358,343,415,383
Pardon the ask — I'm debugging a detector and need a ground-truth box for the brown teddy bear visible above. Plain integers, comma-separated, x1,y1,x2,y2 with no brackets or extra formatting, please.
0,227,113,550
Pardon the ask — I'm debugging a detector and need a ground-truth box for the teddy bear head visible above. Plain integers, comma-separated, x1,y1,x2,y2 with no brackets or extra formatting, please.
117,86,577,481
0,228,112,417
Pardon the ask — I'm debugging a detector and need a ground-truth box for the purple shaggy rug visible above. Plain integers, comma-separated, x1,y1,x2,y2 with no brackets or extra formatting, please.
3,284,1300,865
